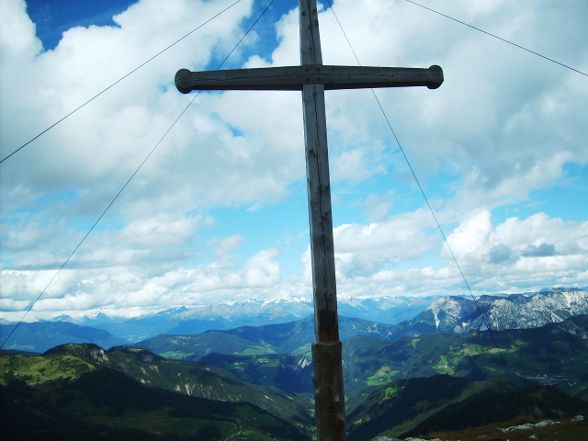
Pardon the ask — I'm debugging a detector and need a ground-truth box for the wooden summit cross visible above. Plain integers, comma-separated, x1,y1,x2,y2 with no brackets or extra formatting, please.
175,1,443,439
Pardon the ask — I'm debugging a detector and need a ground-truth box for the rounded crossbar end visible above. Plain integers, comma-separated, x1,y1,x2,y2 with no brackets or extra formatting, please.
426,64,444,89
175,68,193,94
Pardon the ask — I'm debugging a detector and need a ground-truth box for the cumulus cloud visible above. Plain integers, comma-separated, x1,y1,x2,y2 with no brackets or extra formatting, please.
441,210,588,290
333,208,436,275
328,210,588,298
487,243,517,265
0,245,282,320
316,0,588,206
0,0,268,206
522,243,556,258
243,248,280,287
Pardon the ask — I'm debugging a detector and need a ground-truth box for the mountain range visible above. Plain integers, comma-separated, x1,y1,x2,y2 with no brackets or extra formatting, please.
2,287,588,439
393,287,588,336
144,313,588,405
3,312,588,439
0,367,308,440
46,295,437,341
2,288,586,353
0,321,127,353
0,343,311,439
137,315,396,359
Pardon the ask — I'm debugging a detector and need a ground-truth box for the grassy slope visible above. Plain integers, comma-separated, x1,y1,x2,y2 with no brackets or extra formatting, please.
404,379,588,438
1,344,312,432
0,353,95,385
427,415,588,441
149,315,588,413
0,322,127,352
347,375,588,440
347,375,471,440
0,368,307,440
146,316,588,411
137,332,276,359
137,315,396,360
344,316,588,405
196,352,314,394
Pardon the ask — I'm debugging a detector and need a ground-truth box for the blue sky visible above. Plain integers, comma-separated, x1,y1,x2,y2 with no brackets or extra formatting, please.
26,0,135,49
1,0,587,320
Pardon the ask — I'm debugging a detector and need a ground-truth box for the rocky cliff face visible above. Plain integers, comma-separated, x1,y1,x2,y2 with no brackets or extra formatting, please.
413,288,588,334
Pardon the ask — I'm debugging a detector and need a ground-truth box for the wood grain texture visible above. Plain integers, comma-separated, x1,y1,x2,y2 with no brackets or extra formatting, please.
175,65,443,93
300,1,346,439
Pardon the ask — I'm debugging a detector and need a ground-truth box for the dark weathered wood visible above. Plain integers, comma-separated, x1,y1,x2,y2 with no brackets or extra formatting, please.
301,82,340,342
176,64,443,93
300,1,346,439
312,341,345,441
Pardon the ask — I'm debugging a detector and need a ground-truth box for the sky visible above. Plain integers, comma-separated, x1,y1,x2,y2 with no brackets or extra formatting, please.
0,0,587,321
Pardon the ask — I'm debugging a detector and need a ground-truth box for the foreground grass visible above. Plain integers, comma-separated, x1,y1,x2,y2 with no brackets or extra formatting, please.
425,415,587,441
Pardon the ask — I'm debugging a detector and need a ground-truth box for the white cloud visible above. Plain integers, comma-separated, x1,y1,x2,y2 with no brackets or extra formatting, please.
445,210,492,258
333,208,436,275
243,248,280,287
442,210,588,288
0,245,282,320
2,208,586,320
326,210,588,299
1,0,262,205
0,0,41,58
318,0,588,200
120,214,200,247
332,148,383,182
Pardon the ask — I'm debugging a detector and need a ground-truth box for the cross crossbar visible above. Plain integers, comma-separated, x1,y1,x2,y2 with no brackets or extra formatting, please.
176,64,443,93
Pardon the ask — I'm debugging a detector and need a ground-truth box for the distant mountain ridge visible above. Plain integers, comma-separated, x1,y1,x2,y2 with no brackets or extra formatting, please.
76,287,588,342
389,287,588,339
0,321,127,353
2,288,586,351
53,295,437,341
179,314,588,403
137,315,396,359
136,288,588,362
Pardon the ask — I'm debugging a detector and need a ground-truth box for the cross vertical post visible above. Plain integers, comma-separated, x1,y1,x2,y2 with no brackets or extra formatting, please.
299,0,346,439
